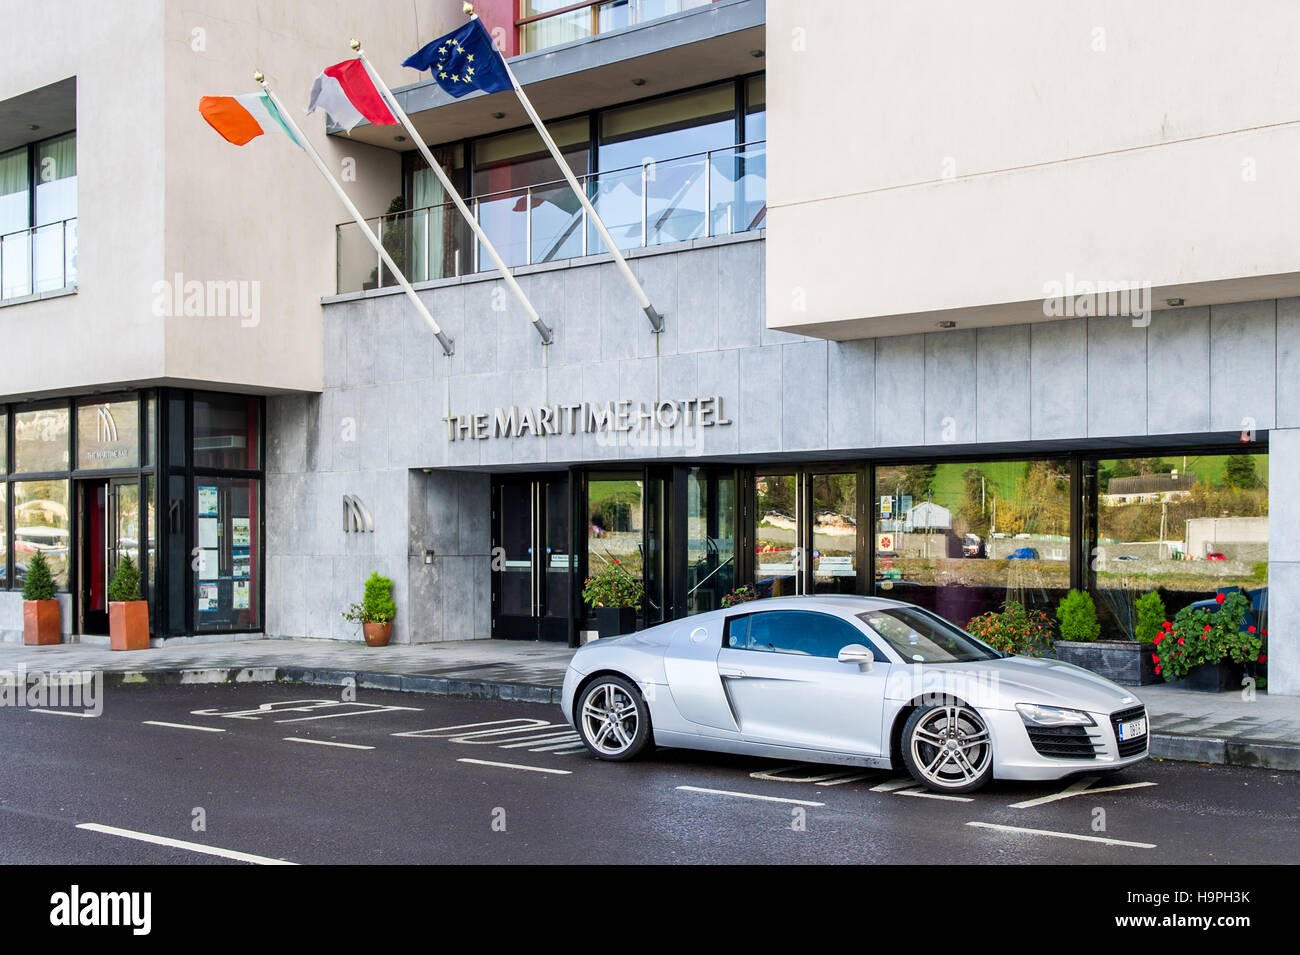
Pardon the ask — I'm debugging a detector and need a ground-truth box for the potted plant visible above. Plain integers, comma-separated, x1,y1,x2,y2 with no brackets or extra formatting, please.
1049,589,1162,685
342,571,397,647
108,555,149,651
965,600,1054,657
581,561,643,639
21,550,61,646
1154,590,1259,691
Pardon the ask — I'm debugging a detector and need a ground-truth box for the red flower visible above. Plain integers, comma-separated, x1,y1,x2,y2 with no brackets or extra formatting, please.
1259,654,1267,663
1154,634,1164,645
1248,626,1256,634
1204,625,1212,632
1155,664,1162,675
1152,653,1159,663
1202,634,1208,640
1216,593,1226,605
1177,637,1185,646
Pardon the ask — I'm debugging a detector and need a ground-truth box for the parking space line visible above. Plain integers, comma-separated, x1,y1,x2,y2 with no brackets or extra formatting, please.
815,774,870,787
677,786,824,807
870,778,916,792
498,733,580,749
77,823,298,865
30,709,97,718
526,739,585,752
457,758,572,775
142,721,226,733
966,821,1156,849
895,788,974,803
1009,780,1157,809
283,737,375,751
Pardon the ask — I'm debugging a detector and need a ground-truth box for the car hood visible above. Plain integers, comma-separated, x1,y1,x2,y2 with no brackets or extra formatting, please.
885,655,1141,714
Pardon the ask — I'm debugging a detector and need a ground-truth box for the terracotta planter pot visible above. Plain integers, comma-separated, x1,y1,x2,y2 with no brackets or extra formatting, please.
22,600,61,646
363,622,392,647
109,601,150,651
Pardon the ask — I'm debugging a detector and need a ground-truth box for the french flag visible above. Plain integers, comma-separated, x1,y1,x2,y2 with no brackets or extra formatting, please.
306,59,397,132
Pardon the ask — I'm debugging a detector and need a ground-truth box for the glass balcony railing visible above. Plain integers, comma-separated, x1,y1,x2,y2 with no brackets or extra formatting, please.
0,217,78,301
336,141,765,294
519,0,714,55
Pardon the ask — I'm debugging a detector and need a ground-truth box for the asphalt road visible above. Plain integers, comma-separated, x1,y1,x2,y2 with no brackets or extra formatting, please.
0,683,1296,865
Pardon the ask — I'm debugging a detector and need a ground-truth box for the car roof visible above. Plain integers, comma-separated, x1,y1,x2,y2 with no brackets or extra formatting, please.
722,594,914,616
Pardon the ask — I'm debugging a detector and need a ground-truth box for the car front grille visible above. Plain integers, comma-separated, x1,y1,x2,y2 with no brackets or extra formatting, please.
1025,725,1099,760
1110,704,1149,758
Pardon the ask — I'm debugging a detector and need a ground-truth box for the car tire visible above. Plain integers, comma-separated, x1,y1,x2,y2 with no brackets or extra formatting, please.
576,675,653,761
901,701,994,793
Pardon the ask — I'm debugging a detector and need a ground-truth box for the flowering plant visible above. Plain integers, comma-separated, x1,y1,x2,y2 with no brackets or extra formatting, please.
721,585,761,609
581,561,643,610
966,601,1055,657
1152,591,1259,681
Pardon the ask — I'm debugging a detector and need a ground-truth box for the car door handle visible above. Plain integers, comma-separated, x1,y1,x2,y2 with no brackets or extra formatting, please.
718,666,747,679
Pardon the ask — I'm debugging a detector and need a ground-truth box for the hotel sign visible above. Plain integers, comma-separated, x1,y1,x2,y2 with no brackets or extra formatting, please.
442,395,733,442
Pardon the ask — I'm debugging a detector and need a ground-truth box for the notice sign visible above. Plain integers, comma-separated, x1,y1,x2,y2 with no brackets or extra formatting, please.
876,533,897,554
198,485,219,517
880,496,893,518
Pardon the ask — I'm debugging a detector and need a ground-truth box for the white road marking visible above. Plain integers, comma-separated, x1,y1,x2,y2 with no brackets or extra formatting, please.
966,821,1156,849
283,737,375,751
677,786,824,807
192,700,420,723
30,709,98,718
894,787,974,803
77,823,298,865
870,778,916,792
457,758,571,775
498,732,580,749
143,721,226,733
1009,779,1157,809
750,764,866,785
815,774,870,787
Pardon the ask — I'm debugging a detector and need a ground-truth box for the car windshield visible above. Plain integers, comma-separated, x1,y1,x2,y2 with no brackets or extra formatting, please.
856,607,1001,663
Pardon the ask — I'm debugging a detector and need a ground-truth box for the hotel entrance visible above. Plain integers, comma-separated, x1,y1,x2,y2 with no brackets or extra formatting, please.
491,475,573,642
75,476,139,635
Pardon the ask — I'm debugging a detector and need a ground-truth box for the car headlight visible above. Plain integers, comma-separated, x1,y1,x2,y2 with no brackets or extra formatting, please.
1015,703,1096,727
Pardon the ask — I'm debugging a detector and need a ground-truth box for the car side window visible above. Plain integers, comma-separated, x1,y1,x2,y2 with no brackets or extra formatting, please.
744,610,883,660
724,614,751,649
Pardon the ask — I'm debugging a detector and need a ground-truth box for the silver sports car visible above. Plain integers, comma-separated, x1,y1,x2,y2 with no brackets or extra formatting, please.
560,595,1149,793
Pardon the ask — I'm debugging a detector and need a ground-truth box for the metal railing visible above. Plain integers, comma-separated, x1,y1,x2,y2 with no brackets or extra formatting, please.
336,141,765,294
0,217,78,301
518,0,714,55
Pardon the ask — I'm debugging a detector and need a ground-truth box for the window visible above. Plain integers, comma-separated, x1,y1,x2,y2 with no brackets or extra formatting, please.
13,405,70,473
193,393,259,470
13,480,70,590
76,396,139,470
737,609,875,659
519,0,712,55
194,476,260,631
0,132,77,299
857,607,1000,664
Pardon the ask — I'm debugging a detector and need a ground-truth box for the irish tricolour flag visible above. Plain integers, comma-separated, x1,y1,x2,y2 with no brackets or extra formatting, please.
199,92,301,147
306,59,397,133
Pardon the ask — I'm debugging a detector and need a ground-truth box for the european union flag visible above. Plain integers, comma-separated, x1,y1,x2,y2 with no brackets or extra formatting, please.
403,19,512,99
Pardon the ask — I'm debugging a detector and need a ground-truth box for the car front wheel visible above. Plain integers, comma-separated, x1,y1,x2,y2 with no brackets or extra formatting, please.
902,702,994,793
576,675,652,761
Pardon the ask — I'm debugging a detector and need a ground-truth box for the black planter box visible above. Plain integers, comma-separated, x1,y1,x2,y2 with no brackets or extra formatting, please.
1054,641,1159,686
1171,661,1245,693
594,606,636,640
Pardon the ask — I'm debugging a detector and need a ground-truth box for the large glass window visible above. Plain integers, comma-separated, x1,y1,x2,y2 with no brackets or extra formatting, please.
76,396,140,470
34,133,76,293
474,119,590,267
685,468,736,614
587,472,645,586
755,473,798,596
13,480,70,590
596,84,737,249
13,405,70,474
406,145,469,281
0,146,29,299
874,460,1072,627
193,393,260,470
1091,452,1268,638
812,472,858,594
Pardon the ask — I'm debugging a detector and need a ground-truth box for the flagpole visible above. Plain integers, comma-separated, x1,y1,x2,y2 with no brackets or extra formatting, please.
464,6,665,334
255,72,455,357
351,42,553,347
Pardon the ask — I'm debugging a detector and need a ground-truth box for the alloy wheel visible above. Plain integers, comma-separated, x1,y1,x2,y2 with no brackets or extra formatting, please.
580,681,641,757
908,704,992,790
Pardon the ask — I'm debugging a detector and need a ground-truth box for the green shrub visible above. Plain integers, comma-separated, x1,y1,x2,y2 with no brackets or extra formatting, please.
1056,589,1100,642
342,571,396,624
22,550,57,602
107,555,142,603
1133,591,1166,644
721,585,760,608
1154,591,1257,682
581,562,643,610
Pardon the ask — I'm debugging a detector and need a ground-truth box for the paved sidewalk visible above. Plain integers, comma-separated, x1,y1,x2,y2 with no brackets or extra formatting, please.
1,638,1297,769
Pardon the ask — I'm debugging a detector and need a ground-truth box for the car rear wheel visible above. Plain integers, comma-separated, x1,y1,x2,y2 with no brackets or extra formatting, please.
577,675,652,761
902,702,993,793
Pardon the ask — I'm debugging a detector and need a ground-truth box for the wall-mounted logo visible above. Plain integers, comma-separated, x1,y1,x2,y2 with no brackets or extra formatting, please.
342,495,374,533
95,405,118,443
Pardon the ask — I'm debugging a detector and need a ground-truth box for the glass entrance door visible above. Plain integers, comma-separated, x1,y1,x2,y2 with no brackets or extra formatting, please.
492,476,572,642
754,470,861,597
77,477,139,634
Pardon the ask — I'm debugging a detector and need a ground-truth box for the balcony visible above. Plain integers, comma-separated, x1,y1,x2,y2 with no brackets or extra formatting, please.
518,0,715,55
336,141,764,294
0,217,77,302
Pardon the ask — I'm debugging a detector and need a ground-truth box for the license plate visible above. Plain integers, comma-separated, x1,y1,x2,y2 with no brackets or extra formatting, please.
1118,717,1146,740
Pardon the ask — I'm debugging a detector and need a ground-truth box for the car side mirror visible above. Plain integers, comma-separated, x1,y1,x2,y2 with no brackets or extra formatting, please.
838,644,875,670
